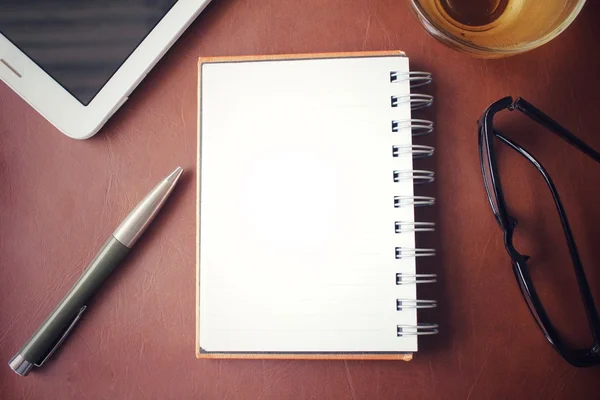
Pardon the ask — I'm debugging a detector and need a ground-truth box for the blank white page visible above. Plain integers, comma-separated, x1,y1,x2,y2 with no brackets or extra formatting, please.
198,54,417,353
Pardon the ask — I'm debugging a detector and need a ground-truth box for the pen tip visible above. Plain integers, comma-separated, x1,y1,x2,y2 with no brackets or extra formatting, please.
166,167,184,184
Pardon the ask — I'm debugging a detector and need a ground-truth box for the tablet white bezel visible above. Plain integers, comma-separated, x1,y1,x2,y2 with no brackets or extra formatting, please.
0,0,211,139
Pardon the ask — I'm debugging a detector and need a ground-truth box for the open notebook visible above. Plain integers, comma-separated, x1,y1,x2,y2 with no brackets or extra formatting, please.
196,51,437,360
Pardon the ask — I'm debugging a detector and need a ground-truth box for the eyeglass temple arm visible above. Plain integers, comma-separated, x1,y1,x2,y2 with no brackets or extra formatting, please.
513,98,600,162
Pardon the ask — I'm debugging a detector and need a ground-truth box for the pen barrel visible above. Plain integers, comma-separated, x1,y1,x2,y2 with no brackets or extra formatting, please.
17,236,130,366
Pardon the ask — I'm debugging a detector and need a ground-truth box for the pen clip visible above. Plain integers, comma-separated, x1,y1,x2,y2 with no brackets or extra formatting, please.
34,305,87,367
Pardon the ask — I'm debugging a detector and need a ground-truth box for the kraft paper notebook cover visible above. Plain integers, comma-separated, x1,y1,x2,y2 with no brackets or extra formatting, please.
196,51,437,360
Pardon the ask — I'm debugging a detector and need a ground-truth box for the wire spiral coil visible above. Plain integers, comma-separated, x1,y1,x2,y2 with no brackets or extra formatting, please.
391,69,438,336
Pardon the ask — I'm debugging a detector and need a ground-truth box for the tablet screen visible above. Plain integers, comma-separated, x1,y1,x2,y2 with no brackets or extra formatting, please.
0,1,178,105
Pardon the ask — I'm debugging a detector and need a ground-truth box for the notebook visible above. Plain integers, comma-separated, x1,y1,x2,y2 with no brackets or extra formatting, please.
196,51,437,360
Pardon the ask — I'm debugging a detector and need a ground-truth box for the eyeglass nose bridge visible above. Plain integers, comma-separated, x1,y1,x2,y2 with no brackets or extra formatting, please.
503,228,530,265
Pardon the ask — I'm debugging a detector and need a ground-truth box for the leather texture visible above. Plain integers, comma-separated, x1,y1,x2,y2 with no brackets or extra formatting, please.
2,0,600,398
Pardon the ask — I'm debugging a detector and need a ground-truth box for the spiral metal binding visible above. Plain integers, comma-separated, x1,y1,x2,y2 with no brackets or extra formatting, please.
396,299,437,310
393,145,435,158
395,247,436,258
395,221,436,233
391,94,434,110
397,324,439,337
392,119,434,136
390,71,433,88
391,69,438,337
396,273,437,284
393,170,435,184
394,196,435,207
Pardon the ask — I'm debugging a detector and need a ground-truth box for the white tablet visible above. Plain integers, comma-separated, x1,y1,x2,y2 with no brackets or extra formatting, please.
0,0,212,139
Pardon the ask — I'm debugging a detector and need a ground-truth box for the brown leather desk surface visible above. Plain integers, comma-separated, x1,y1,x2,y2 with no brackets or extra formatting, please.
2,1,600,399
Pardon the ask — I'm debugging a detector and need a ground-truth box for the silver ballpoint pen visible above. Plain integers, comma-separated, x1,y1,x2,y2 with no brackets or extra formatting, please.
8,166,184,376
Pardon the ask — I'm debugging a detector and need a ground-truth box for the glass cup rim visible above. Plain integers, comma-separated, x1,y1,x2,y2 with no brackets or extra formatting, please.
408,0,588,56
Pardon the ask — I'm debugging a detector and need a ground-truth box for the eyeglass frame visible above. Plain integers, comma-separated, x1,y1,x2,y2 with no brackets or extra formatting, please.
477,96,600,367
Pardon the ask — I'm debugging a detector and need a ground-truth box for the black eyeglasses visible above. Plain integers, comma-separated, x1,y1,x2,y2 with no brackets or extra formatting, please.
478,96,600,367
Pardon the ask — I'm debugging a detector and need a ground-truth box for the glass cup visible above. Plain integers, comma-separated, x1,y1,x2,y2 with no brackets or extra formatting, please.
407,0,587,58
